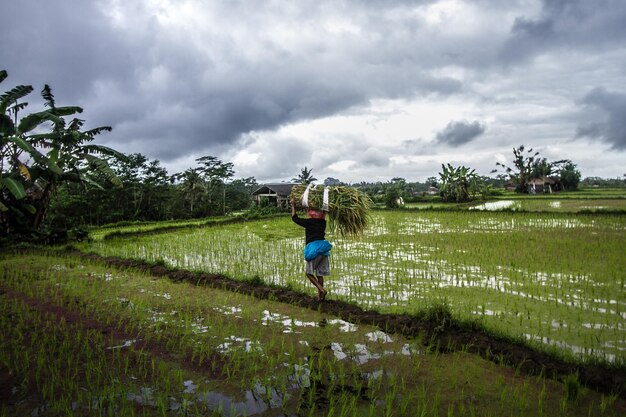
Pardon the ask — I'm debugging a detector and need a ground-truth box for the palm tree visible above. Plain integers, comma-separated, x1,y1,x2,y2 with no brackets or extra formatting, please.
292,166,317,184
174,168,206,215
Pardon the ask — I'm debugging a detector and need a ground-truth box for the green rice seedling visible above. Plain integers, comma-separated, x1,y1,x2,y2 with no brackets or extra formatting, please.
564,372,582,404
3,251,626,416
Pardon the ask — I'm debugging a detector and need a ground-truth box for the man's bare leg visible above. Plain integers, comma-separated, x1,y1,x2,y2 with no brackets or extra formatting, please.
306,274,327,300
316,276,326,300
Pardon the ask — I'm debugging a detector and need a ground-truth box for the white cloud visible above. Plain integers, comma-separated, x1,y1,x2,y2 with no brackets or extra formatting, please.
1,0,624,183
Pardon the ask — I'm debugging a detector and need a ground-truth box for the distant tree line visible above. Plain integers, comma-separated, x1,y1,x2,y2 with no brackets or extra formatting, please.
48,153,259,229
580,176,626,188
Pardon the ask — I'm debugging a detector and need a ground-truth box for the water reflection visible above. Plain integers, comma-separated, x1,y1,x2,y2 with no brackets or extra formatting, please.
470,200,518,211
196,382,284,416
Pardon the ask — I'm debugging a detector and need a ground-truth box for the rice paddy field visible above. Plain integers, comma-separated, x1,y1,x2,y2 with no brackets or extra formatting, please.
469,198,626,213
78,210,626,365
1,252,625,417
405,187,626,213
2,196,626,416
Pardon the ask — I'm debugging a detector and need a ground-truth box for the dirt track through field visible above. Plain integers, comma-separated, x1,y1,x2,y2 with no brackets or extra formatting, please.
66,249,625,399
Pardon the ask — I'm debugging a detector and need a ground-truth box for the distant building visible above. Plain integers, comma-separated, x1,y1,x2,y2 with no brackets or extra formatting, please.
425,186,439,196
252,183,297,208
504,182,517,192
527,176,560,194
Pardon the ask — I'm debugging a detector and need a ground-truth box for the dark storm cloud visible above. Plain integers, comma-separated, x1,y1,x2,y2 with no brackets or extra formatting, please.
0,0,465,164
2,0,625,181
435,120,486,146
0,0,133,101
576,87,626,150
499,0,626,63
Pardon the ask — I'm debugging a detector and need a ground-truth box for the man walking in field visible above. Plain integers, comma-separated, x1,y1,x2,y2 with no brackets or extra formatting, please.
291,202,331,301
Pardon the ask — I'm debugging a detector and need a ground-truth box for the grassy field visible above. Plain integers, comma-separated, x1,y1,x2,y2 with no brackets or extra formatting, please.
1,252,624,416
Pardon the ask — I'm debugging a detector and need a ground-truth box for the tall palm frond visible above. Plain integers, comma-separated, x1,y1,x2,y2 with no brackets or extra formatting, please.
0,85,33,114
41,84,56,109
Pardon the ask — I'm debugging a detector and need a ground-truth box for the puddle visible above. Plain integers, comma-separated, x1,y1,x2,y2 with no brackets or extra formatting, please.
196,380,287,416
523,334,617,362
115,297,135,310
290,363,312,388
146,309,209,335
326,340,421,365
364,369,384,381
470,200,518,211
325,318,358,332
128,379,289,416
331,343,347,360
401,343,416,356
50,264,68,271
107,339,137,350
261,310,328,333
190,320,210,334
217,336,263,354
183,380,197,394
127,386,156,406
153,292,171,299
213,305,243,316
366,330,393,343
352,343,381,364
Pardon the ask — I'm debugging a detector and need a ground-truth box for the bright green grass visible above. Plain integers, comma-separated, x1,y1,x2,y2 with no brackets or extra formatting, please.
78,211,626,363
87,215,234,240
2,253,624,416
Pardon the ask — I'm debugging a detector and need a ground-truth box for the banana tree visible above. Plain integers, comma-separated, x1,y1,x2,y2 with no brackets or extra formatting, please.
438,163,482,203
1,70,125,237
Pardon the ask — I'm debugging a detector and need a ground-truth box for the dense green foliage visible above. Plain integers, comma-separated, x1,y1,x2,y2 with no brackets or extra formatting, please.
48,154,258,227
438,163,487,202
0,70,124,241
495,145,579,193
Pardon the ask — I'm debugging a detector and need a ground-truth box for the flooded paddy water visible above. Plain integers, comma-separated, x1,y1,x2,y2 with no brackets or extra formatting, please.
79,211,626,364
2,252,625,416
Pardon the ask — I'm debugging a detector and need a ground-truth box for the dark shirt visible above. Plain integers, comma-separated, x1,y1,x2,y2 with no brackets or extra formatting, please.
292,214,326,244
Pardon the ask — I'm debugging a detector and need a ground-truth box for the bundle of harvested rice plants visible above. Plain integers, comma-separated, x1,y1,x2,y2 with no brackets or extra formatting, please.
290,184,373,235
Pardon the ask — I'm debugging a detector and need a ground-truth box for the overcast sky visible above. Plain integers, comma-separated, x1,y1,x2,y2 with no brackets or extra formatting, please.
2,0,625,183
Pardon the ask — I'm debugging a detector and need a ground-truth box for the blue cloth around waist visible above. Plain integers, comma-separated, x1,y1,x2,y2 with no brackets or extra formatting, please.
304,239,332,261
